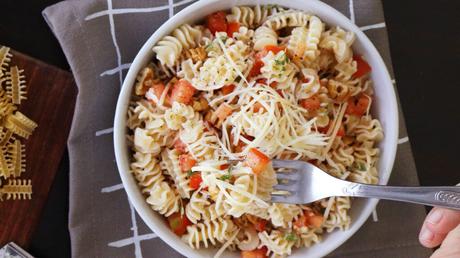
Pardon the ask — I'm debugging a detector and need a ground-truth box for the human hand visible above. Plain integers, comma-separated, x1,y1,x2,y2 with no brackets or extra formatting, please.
419,207,460,258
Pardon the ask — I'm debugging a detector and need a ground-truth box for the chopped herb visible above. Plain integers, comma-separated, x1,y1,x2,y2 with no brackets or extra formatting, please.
218,35,228,42
187,170,197,176
220,174,232,181
205,43,213,50
285,233,297,241
220,165,233,180
274,53,289,66
357,162,366,171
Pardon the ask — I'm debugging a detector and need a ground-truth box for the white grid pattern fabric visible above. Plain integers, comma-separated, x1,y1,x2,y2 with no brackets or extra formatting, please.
42,0,432,257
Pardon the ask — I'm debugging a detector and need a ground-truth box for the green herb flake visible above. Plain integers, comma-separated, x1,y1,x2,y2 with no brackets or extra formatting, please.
205,43,213,50
357,163,366,171
187,170,195,176
220,174,232,181
285,233,297,242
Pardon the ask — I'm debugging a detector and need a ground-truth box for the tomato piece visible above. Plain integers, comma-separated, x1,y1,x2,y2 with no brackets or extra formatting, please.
318,122,345,136
254,219,267,232
249,60,264,78
309,214,324,228
189,173,203,190
215,103,233,121
299,96,321,111
206,11,228,35
256,78,277,88
263,45,285,55
174,138,188,154
293,214,309,229
294,211,324,229
241,247,268,258
179,154,197,172
227,22,240,37
170,79,196,105
345,94,370,116
253,102,265,113
221,84,236,95
146,83,171,106
245,148,270,175
352,55,372,78
167,212,191,236
336,124,346,137
249,51,269,78
220,164,230,170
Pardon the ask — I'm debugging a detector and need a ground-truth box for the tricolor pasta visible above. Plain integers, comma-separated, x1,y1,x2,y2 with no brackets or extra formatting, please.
127,5,382,257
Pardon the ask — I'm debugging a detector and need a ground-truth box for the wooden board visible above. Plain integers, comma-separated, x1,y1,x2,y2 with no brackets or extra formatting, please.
0,48,77,248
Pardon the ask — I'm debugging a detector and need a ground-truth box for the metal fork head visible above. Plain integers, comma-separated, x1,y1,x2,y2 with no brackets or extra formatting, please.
271,159,351,204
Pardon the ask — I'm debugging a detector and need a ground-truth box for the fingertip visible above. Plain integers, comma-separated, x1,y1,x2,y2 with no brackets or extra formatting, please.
424,208,460,235
419,224,446,248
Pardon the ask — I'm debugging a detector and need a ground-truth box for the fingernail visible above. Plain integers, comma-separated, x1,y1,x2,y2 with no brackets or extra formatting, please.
427,209,443,224
420,228,434,241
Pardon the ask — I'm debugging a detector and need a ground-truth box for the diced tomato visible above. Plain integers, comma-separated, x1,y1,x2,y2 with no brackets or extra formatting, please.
294,211,324,229
206,11,228,35
309,214,324,228
345,94,370,116
336,124,346,137
263,45,285,55
249,60,264,78
215,103,233,121
233,140,246,153
167,212,191,236
221,84,236,95
170,79,196,104
241,247,268,258
245,148,271,175
220,164,230,170
179,154,197,172
299,96,321,111
146,83,171,106
151,82,165,99
276,89,284,97
254,219,268,232
189,173,203,190
318,122,346,136
256,78,277,88
174,138,188,154
227,22,240,37
253,102,265,113
256,78,267,85
352,55,372,78
293,214,309,229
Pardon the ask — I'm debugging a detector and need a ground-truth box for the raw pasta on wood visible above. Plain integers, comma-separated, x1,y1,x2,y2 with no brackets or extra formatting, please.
0,46,37,202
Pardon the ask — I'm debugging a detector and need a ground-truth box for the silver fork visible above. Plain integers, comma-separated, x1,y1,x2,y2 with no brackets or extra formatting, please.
271,159,460,210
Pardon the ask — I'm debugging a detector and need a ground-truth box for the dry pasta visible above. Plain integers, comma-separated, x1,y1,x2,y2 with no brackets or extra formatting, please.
127,5,382,257
0,46,36,202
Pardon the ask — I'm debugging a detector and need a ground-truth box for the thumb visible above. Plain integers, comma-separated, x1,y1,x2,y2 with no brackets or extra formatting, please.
431,224,460,258
419,208,460,248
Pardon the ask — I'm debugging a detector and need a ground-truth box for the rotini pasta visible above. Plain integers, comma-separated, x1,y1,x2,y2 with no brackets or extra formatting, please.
127,5,382,257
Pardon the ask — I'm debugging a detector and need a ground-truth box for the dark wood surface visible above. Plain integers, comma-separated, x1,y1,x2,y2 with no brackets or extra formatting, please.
0,0,459,257
0,50,77,247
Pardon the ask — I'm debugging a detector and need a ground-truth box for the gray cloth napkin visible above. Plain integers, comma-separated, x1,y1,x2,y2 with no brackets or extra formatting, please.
43,0,433,257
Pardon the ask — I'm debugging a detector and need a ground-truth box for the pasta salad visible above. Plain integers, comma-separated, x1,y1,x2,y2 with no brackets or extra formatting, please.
127,5,383,258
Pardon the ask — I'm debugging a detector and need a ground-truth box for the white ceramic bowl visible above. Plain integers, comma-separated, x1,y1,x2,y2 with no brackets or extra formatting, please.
114,0,399,257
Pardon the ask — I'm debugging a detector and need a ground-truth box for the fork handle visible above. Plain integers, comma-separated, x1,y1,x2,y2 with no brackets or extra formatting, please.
345,184,460,210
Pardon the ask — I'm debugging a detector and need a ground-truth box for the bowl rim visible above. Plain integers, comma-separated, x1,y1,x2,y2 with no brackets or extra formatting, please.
113,0,399,257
